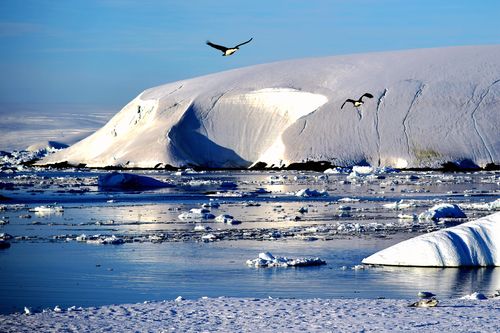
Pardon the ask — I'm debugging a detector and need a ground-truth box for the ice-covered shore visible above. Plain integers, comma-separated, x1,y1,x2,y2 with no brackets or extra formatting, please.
1,297,499,333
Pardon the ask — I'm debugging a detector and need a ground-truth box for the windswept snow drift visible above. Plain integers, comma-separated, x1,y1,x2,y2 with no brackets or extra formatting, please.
41,45,500,168
362,212,500,267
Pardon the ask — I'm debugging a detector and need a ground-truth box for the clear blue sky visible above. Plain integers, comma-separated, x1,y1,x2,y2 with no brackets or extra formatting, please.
1,0,499,113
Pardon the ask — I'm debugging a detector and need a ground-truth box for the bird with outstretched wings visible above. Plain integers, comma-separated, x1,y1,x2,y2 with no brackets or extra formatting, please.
206,38,253,56
341,93,374,109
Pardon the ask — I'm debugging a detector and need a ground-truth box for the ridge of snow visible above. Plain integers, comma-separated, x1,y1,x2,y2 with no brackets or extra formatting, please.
39,45,500,169
362,212,500,267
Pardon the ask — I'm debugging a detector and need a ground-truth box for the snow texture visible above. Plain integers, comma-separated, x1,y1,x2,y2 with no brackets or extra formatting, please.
39,45,500,169
362,212,500,267
1,297,499,333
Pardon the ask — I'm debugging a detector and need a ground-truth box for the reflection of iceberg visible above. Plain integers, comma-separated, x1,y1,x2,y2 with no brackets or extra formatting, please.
362,212,500,267
368,266,500,298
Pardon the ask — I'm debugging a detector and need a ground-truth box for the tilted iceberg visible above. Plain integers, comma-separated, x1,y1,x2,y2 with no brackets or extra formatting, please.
362,212,500,267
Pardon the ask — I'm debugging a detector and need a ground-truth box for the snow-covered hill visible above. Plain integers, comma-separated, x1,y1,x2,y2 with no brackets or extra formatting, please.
40,46,500,169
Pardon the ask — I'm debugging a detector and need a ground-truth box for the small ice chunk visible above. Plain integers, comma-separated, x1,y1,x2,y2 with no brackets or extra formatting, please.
259,252,275,261
295,188,328,197
460,292,488,300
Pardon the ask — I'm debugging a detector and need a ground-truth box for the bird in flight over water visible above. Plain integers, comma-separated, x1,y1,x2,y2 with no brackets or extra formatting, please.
341,93,374,109
206,38,253,56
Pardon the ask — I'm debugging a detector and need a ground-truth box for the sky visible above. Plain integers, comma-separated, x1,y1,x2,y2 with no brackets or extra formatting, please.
0,0,499,114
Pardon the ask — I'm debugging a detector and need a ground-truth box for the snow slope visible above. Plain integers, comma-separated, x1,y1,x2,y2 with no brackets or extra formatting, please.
40,45,500,168
362,212,500,267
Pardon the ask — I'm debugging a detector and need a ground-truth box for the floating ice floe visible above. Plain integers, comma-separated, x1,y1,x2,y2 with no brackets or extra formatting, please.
383,200,415,210
29,205,64,214
397,213,417,220
418,203,466,221
86,235,124,245
338,197,360,203
294,188,328,197
362,212,500,267
246,252,326,268
215,214,241,225
201,201,220,209
323,167,350,174
201,233,217,242
460,292,488,300
193,225,211,232
98,172,172,190
178,208,215,220
460,199,500,211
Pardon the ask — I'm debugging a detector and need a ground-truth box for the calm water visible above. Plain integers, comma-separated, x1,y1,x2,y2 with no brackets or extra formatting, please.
1,237,499,314
0,169,499,314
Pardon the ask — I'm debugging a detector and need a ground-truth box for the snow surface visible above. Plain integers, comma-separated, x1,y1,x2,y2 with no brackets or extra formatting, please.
1,297,499,333
362,212,500,267
39,45,500,169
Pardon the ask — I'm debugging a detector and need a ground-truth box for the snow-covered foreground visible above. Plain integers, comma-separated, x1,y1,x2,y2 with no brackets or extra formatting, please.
40,45,500,169
1,297,499,333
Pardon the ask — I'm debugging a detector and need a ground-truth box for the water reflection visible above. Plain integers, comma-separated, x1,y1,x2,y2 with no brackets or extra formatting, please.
370,266,500,298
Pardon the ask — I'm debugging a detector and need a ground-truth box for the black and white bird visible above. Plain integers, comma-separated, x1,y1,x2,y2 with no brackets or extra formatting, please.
340,93,374,109
206,38,253,56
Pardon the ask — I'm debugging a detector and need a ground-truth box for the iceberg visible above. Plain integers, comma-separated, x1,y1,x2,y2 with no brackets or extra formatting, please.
362,212,500,267
39,46,500,169
97,172,172,190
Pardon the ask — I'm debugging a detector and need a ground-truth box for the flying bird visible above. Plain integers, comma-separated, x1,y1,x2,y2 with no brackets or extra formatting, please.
341,93,374,109
206,38,253,56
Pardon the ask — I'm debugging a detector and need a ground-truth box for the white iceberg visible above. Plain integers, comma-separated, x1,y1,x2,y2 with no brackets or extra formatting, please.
418,203,466,221
39,46,500,169
98,172,172,190
362,212,500,267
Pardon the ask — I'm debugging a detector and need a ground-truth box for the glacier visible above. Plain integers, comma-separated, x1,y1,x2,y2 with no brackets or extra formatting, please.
40,45,500,169
362,212,500,267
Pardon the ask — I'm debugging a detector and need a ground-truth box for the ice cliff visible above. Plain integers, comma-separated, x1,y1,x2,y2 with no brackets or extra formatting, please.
40,45,500,169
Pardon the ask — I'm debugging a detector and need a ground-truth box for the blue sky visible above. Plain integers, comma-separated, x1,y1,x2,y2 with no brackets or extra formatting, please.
1,0,499,113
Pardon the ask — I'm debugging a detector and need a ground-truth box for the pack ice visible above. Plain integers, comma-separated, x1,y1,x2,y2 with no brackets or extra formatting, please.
362,212,500,267
40,45,500,169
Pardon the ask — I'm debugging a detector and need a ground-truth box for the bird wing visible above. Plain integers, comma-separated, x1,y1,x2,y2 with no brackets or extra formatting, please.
234,38,253,48
341,99,355,109
206,41,228,52
361,93,374,100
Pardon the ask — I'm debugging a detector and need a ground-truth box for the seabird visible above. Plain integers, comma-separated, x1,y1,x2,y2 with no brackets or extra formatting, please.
341,93,374,109
206,38,253,56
